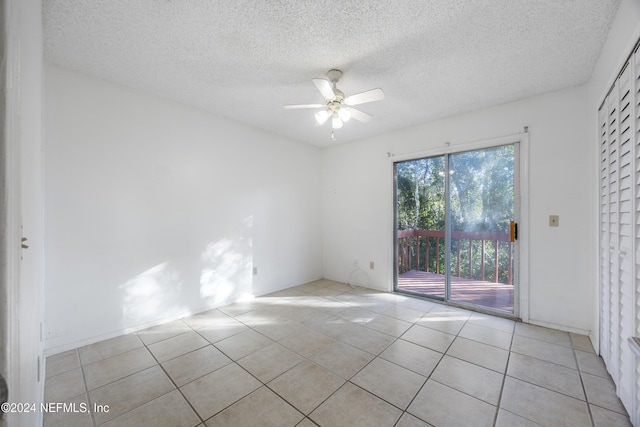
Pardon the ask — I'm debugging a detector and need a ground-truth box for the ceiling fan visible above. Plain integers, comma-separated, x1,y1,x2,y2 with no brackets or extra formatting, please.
284,69,384,130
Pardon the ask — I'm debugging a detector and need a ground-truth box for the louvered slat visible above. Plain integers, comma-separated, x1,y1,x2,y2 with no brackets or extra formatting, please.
608,83,621,382
600,103,611,362
635,44,640,339
617,64,634,411
633,44,640,425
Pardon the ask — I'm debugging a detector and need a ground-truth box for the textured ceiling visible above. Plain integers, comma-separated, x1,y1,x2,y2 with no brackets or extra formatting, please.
43,0,621,146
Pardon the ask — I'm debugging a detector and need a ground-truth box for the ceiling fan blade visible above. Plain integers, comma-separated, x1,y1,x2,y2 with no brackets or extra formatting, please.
284,104,324,109
347,107,372,123
344,88,384,106
312,78,336,101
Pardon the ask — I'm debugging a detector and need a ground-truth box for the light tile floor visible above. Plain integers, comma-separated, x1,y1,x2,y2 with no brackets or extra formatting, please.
44,279,632,427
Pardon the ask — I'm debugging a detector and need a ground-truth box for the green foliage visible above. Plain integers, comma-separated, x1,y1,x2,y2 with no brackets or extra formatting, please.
449,146,514,232
396,156,446,231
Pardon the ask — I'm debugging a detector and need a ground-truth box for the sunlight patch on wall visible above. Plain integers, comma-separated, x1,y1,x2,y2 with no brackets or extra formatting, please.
200,233,253,305
119,262,187,325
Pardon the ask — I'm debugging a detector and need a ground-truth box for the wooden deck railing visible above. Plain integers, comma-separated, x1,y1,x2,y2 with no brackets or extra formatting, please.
397,229,513,285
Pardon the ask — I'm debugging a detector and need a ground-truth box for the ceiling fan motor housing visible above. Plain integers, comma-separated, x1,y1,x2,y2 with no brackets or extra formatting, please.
328,101,341,113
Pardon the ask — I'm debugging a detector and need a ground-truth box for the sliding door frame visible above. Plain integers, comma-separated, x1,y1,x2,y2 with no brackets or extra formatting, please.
391,132,529,321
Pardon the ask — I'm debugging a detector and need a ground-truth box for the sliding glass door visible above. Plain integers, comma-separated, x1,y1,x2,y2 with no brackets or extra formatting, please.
394,144,517,315
396,155,446,300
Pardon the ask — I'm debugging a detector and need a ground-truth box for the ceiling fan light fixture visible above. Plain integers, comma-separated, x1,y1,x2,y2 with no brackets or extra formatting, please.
315,109,330,124
284,68,384,137
332,115,343,129
339,108,351,123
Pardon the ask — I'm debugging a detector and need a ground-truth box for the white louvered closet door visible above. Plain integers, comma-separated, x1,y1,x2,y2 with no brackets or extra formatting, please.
599,43,639,422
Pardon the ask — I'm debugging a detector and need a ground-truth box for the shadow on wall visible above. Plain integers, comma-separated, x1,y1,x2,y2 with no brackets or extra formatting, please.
118,216,254,328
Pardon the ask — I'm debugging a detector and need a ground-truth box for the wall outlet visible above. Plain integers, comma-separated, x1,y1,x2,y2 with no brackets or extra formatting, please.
549,215,559,227
370,261,375,270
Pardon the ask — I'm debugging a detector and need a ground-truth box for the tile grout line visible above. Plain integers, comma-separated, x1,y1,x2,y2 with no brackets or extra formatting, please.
142,328,206,427
196,314,310,424
355,297,520,424
570,334,596,427
397,305,467,426
259,295,395,422
75,349,98,427
42,349,96,426
261,288,391,423
239,289,417,425
297,292,432,426
500,327,609,426
81,327,204,427
239,285,377,424
194,310,323,425
491,325,515,427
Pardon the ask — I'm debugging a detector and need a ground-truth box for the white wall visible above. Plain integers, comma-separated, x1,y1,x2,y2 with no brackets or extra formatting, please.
322,84,593,333
587,0,640,353
44,64,322,353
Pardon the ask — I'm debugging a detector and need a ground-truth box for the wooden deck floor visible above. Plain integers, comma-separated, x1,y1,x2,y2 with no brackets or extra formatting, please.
397,270,514,313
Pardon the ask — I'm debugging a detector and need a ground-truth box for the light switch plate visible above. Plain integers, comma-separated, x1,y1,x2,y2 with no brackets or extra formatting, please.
549,215,559,227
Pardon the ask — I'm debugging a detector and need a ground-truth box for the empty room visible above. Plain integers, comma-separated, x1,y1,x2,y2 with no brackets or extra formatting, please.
3,0,640,426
